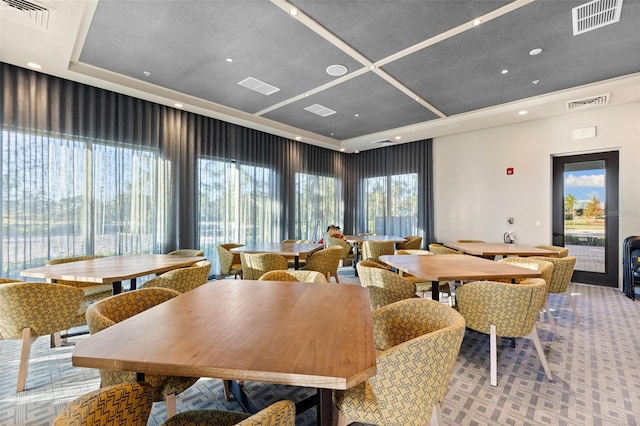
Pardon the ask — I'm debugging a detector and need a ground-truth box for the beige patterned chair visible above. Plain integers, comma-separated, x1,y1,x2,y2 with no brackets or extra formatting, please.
258,270,329,283
281,239,312,268
530,256,579,323
428,243,462,255
52,382,154,426
0,282,85,391
535,245,569,258
167,249,204,256
302,245,344,283
47,255,113,304
396,235,422,250
328,237,355,266
394,249,432,255
86,288,199,418
456,279,553,386
356,260,418,310
141,260,211,293
161,400,295,426
240,253,289,280
361,241,395,265
334,298,465,426
217,243,244,279
392,250,452,304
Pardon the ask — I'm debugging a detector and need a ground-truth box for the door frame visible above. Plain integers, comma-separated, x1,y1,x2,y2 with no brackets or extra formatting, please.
552,151,619,287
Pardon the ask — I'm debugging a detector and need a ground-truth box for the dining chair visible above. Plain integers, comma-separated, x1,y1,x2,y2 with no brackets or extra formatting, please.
217,243,244,279
361,240,395,264
391,249,453,305
356,260,418,310
456,278,553,386
141,260,211,293
240,253,289,280
167,249,204,256
328,236,355,266
535,245,570,258
85,288,199,418
530,255,579,323
428,243,462,255
258,270,329,283
281,239,312,268
52,382,154,426
394,249,432,255
161,399,295,426
396,235,423,250
302,245,344,283
0,282,85,392
46,255,113,304
334,298,465,426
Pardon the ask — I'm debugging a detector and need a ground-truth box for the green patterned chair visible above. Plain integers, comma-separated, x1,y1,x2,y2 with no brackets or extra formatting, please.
334,298,465,426
46,255,113,304
217,243,244,279
530,255,579,323
0,282,85,392
167,249,205,257
456,279,553,386
258,270,329,283
302,245,344,283
361,241,395,264
86,288,199,418
396,235,422,250
141,260,211,293
52,382,154,426
328,237,355,266
356,260,418,310
240,253,289,280
392,250,452,304
161,400,295,426
535,245,569,257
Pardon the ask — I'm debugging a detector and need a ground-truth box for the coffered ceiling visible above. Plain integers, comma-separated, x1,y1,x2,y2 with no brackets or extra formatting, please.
1,0,639,152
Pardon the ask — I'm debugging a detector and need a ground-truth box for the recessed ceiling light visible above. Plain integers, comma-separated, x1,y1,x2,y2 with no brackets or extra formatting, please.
518,110,528,115
472,19,482,26
395,136,402,140
326,64,348,77
174,103,183,108
340,148,346,152
27,62,42,70
532,79,540,85
529,48,543,56
143,71,151,77
290,8,298,16
501,69,509,74
354,114,359,117
369,65,376,70
225,58,233,63
295,136,302,141
354,150,360,154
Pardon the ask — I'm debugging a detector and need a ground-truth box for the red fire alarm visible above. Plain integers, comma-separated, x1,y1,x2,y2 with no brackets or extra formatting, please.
506,167,514,175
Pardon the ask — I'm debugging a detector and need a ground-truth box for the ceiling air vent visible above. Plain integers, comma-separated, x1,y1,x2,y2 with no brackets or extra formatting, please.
566,93,610,111
371,139,393,146
572,0,623,36
304,104,336,117
237,77,280,96
0,0,52,30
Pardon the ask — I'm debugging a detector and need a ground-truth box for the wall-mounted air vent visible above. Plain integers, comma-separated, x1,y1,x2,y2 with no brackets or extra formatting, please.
304,104,336,117
371,139,392,146
572,0,623,36
566,93,610,111
237,77,280,96
1,0,52,30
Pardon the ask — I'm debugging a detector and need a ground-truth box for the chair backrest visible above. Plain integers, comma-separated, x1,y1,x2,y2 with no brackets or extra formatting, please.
535,245,569,257
46,255,106,288
368,299,465,424
497,257,554,306
361,241,395,261
258,271,299,282
328,237,352,258
141,260,211,293
428,243,462,255
258,270,328,283
217,243,244,275
52,382,154,426
397,236,422,250
0,282,85,340
237,400,296,426
456,279,546,338
161,400,296,426
167,249,204,257
529,256,576,293
357,262,417,310
241,253,289,280
304,246,343,276
394,249,432,255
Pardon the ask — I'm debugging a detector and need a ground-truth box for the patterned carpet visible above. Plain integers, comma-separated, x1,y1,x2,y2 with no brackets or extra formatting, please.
2,267,640,425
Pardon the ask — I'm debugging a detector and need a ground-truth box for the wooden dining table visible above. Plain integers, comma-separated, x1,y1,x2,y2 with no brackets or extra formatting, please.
71,280,376,426
442,242,559,257
379,254,542,301
230,242,323,269
20,253,205,294
343,235,406,275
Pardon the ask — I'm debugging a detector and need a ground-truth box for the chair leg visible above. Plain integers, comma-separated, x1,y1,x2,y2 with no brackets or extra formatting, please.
543,301,558,336
50,332,62,348
528,324,553,380
17,328,37,392
222,380,232,400
334,410,353,426
334,272,340,283
165,393,177,418
430,402,443,426
566,292,580,323
490,324,498,386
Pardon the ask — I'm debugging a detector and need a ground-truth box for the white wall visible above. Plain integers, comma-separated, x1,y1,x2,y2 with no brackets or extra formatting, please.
433,101,640,288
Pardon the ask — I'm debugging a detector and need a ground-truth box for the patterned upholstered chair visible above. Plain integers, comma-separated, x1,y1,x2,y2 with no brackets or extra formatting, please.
281,239,312,268
217,243,244,279
535,245,569,258
356,260,418,310
456,279,553,386
240,253,289,280
167,249,205,256
361,241,395,264
52,382,154,426
0,282,85,391
303,245,344,283
161,400,295,426
258,270,329,283
328,237,355,266
428,243,462,255
396,235,423,250
530,256,579,323
392,250,452,304
46,255,113,304
141,260,211,293
394,249,432,255
86,288,199,418
334,298,465,426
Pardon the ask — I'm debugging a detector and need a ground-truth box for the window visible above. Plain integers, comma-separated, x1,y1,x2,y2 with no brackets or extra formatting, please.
362,173,418,236
294,172,344,241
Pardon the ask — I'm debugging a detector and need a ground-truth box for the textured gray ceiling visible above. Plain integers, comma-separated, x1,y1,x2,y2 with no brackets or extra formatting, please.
79,0,640,141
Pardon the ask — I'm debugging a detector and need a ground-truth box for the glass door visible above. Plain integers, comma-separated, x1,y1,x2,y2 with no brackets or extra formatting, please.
552,151,619,286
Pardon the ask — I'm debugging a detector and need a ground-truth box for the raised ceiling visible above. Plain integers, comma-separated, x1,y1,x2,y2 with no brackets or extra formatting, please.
1,0,640,152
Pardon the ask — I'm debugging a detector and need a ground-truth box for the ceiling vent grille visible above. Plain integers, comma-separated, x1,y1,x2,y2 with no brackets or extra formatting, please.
572,0,623,36
237,77,280,96
0,0,51,30
566,93,610,111
371,139,393,146
304,104,336,117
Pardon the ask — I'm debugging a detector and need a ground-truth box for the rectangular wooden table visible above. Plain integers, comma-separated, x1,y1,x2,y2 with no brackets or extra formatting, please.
230,242,323,269
379,254,542,301
443,242,559,257
21,253,205,294
72,280,376,426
